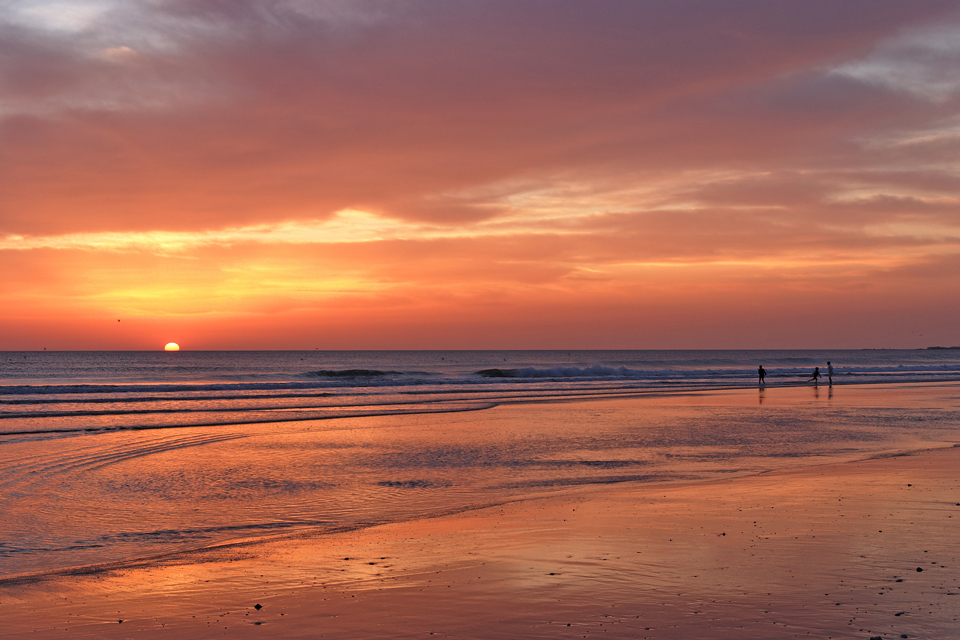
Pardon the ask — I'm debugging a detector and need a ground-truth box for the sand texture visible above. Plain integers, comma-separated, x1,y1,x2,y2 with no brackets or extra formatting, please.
4,444,959,639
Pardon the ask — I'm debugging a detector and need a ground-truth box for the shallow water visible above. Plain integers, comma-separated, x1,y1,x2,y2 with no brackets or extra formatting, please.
4,349,960,436
2,381,959,579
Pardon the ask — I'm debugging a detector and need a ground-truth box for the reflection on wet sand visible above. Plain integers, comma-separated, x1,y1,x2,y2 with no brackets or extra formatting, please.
5,445,959,639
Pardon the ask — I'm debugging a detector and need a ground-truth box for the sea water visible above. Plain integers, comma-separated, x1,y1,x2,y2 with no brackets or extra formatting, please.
2,350,960,579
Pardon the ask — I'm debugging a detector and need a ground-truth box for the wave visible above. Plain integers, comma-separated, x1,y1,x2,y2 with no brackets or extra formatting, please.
311,369,396,378
0,381,342,396
0,402,499,437
0,391,337,405
4,358,960,440
4,360,960,398
478,365,669,378
478,363,960,380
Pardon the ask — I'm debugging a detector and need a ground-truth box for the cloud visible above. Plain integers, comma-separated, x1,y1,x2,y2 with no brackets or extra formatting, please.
3,1,960,347
831,17,960,102
3,1,956,232
4,0,118,33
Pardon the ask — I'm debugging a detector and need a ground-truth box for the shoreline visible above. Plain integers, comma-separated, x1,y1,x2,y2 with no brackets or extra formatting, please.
6,442,960,638
4,381,960,581
6,379,960,440
3,437,955,588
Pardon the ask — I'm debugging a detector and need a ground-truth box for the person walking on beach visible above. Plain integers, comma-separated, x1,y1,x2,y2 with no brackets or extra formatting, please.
809,366,820,385
758,365,766,386
827,361,833,385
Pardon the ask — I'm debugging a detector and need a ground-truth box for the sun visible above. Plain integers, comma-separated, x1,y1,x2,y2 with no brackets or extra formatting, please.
164,342,180,351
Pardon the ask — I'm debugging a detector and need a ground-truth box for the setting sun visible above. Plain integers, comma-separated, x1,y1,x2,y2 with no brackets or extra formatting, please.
2,1,960,353
164,342,180,351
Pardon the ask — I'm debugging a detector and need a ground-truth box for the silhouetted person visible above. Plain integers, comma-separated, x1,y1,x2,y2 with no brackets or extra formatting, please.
827,361,833,385
758,365,766,386
809,366,820,385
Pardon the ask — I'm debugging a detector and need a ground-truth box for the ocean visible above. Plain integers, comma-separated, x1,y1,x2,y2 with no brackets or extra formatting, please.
2,349,960,580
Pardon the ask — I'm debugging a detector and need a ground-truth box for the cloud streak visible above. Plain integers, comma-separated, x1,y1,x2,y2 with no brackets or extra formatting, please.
2,1,960,348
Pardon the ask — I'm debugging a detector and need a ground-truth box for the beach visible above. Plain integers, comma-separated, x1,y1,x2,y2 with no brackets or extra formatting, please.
4,384,960,639
8,0,960,635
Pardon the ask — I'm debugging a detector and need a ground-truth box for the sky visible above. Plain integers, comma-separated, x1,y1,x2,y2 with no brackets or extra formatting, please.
2,0,960,350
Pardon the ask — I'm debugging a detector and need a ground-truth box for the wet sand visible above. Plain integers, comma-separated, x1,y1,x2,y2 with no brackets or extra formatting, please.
4,442,959,639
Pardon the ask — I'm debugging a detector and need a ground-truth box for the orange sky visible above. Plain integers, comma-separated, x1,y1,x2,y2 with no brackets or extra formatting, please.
3,1,960,350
